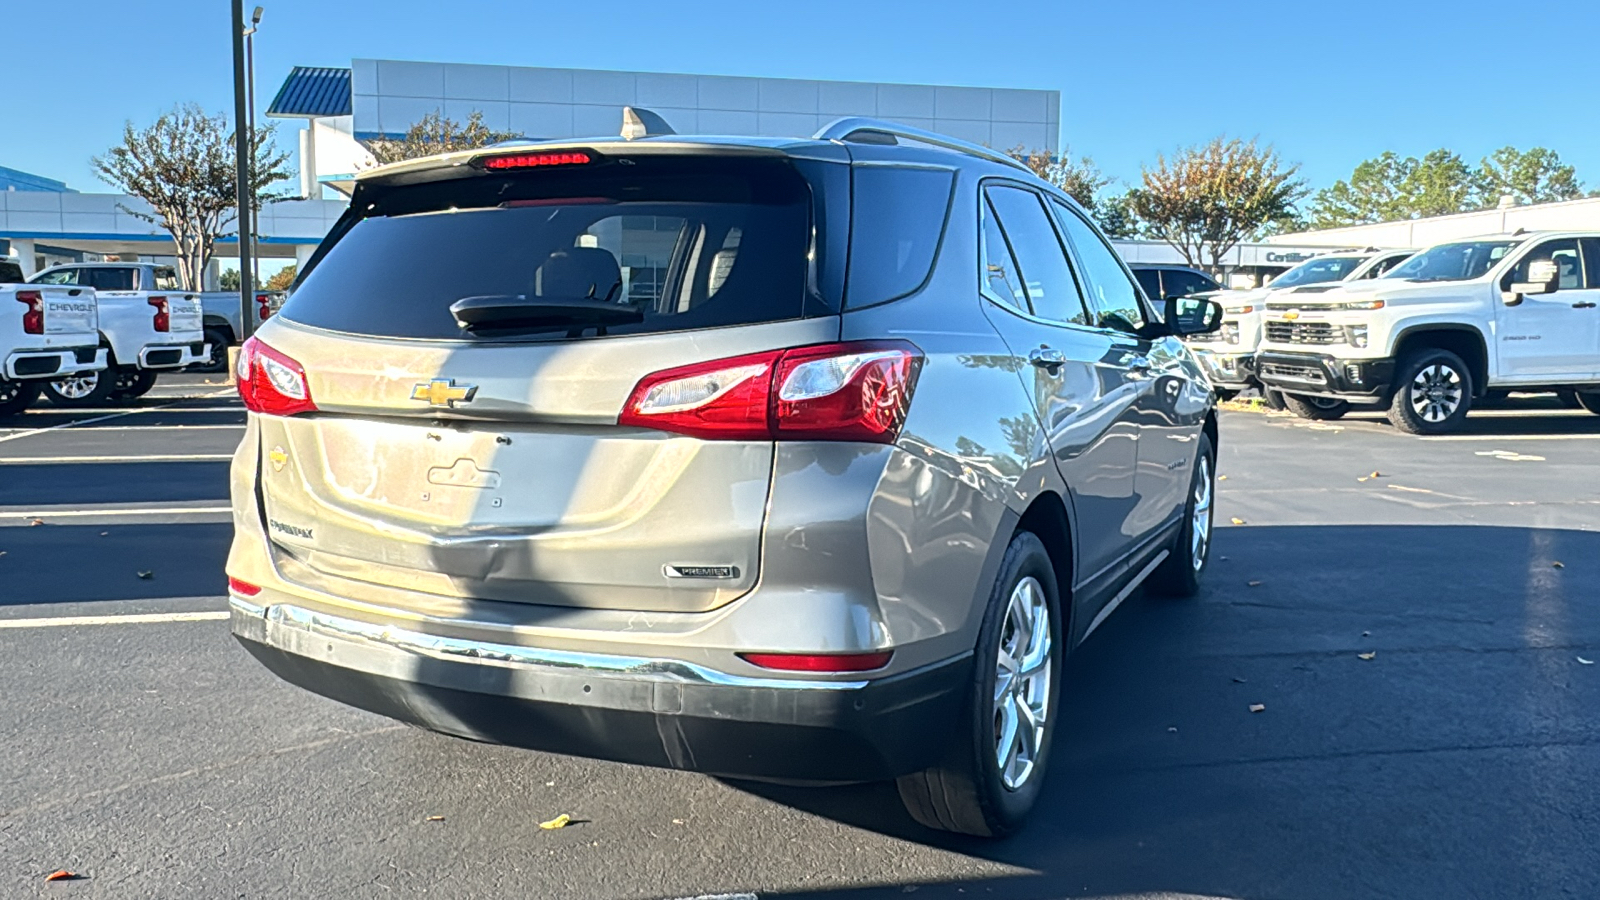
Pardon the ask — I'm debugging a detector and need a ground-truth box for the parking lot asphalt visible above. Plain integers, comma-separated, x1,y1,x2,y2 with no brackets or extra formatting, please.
1,378,1597,900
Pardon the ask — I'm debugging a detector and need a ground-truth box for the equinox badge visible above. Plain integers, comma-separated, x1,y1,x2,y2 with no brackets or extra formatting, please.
411,379,477,408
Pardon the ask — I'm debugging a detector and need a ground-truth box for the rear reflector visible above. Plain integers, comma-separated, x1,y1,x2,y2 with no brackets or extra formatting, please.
481,151,593,170
739,651,894,673
227,577,262,597
236,335,316,417
619,340,922,443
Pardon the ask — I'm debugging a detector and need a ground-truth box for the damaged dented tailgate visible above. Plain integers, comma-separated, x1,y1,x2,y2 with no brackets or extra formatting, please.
251,148,840,614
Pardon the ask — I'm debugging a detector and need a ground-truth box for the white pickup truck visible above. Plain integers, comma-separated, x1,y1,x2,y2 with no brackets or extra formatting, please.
0,280,107,416
1256,231,1600,433
29,262,209,406
1185,248,1414,398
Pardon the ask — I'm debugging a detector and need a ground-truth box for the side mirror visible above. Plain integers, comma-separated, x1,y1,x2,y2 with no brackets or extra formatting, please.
1165,296,1223,336
1509,258,1560,297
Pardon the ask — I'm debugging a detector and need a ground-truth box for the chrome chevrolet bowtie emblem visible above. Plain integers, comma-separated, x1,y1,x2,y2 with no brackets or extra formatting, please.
411,379,477,408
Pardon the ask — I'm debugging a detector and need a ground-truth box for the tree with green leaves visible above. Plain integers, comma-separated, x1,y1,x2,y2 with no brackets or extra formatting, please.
1474,146,1582,207
1306,149,1475,228
1127,137,1305,271
92,104,293,291
1094,191,1143,238
1006,145,1112,212
264,265,297,292
364,110,521,165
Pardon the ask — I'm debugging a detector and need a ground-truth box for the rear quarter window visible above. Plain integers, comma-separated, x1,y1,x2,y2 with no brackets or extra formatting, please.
281,155,827,342
843,166,956,309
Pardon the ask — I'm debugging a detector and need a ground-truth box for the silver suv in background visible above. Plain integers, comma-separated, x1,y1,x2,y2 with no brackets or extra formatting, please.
227,116,1224,837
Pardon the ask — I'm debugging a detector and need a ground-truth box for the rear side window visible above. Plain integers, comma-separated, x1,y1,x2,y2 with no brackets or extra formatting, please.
1583,239,1600,289
282,156,820,342
31,269,78,286
1050,200,1146,333
153,267,181,291
0,261,24,284
1163,269,1219,298
1132,269,1162,300
82,268,137,291
844,166,955,308
984,184,1092,327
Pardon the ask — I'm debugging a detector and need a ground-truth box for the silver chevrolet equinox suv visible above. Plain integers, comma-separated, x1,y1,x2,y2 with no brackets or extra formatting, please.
227,115,1223,837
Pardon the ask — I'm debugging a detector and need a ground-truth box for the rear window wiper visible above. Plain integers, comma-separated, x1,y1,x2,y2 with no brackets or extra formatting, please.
449,294,644,335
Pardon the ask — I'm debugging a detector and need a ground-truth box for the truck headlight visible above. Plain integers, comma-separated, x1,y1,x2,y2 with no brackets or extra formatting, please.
1223,304,1255,315
1346,324,1369,348
1221,322,1240,344
1336,299,1385,310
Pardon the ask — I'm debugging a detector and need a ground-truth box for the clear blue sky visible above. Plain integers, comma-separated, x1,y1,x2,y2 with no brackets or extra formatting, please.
8,0,1599,198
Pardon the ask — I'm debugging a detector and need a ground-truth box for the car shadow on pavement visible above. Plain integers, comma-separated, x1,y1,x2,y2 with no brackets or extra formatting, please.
726,524,1600,900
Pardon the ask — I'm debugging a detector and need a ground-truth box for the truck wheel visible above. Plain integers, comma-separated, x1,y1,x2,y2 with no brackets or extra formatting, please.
1260,387,1287,411
1576,392,1600,415
45,368,120,408
1281,394,1349,420
1214,388,1239,402
112,369,158,401
1149,433,1215,598
0,380,41,417
197,327,231,372
897,531,1061,838
1386,349,1472,435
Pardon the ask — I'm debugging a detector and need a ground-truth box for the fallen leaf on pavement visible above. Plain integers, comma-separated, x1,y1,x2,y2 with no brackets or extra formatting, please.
136,570,153,580
1579,657,1595,666
1230,517,1245,525
1357,477,1369,482
1552,561,1565,569
1363,631,1371,637
1218,475,1227,481
1232,677,1247,684
425,815,445,822
539,814,572,830
1370,471,1383,478
1358,652,1376,660
45,870,79,882
29,518,44,527
1167,726,1178,733
1247,580,1262,587
1249,704,1266,713
672,818,685,825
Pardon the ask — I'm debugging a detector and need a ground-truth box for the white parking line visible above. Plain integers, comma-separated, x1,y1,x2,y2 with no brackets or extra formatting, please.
0,506,231,520
16,405,243,415
0,454,234,464
1419,434,1600,441
0,610,229,629
0,392,238,446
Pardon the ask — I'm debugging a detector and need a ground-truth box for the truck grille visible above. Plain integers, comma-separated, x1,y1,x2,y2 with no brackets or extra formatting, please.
1265,321,1338,344
1261,362,1326,383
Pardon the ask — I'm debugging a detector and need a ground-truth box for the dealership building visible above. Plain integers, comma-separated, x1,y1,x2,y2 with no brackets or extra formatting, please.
6,57,1597,287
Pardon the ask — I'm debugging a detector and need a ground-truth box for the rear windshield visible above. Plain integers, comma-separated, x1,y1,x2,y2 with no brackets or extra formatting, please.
281,156,823,342
0,261,23,284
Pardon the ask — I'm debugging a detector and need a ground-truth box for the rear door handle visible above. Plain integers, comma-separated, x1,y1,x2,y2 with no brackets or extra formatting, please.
1573,301,1597,309
1029,348,1066,369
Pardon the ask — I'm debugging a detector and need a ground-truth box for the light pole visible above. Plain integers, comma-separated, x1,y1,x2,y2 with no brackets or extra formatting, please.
230,0,254,342
244,6,263,296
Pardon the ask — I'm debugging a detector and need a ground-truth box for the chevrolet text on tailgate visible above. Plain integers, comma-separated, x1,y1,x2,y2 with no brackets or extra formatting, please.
0,282,108,416
226,112,1225,836
28,263,210,405
1257,232,1600,432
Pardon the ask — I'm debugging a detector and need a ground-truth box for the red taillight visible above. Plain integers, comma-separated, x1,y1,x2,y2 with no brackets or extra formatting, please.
15,290,43,335
236,335,316,416
256,293,272,321
618,341,922,443
481,151,592,170
739,651,894,673
148,295,170,332
227,577,262,597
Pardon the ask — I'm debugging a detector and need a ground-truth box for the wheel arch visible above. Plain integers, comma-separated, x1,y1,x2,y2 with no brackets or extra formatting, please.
1014,491,1076,639
203,316,237,344
1393,325,1489,397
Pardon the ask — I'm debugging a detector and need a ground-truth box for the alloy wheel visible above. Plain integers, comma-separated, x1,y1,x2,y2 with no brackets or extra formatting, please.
1190,455,1213,572
1410,363,1462,423
52,372,100,400
994,575,1051,791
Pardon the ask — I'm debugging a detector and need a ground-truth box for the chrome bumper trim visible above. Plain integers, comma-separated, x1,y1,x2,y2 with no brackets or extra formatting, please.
229,597,872,691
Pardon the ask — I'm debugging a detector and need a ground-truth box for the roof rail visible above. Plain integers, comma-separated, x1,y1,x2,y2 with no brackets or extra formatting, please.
814,117,1030,173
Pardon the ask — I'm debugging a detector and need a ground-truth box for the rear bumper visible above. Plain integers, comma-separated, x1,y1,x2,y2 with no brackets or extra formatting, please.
4,346,106,381
1257,351,1395,400
230,598,969,783
139,342,209,369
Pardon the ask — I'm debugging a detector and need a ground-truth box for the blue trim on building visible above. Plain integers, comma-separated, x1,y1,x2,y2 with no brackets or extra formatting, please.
267,67,353,118
0,231,315,245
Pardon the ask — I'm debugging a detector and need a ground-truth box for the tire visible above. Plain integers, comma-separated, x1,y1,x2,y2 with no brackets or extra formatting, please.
1214,388,1239,402
196,327,231,373
1261,387,1287,411
112,368,158,401
45,367,121,408
1576,392,1600,415
0,380,41,417
1281,393,1350,420
1386,348,1473,435
1148,432,1215,598
897,531,1062,838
